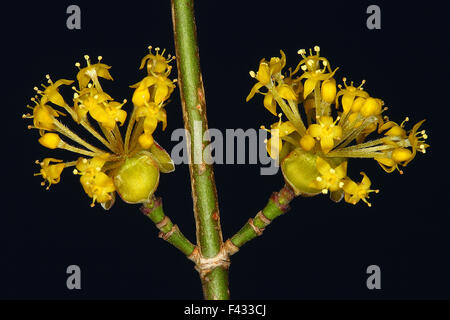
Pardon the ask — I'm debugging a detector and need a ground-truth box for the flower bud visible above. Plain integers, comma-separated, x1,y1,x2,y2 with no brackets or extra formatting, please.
360,97,382,117
132,86,150,108
38,133,61,149
321,78,336,103
113,152,159,204
392,148,412,163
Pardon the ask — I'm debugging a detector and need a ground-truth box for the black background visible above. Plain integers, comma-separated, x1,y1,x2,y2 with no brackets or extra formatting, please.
0,0,449,299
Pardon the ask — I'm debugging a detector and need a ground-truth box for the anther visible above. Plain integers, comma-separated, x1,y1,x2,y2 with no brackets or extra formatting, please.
249,70,256,78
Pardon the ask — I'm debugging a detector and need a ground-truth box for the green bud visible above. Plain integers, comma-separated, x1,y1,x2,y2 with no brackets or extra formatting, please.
113,152,160,204
281,148,345,196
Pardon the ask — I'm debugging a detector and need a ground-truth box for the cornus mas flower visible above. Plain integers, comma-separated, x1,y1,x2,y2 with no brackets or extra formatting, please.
24,46,176,208
247,46,429,207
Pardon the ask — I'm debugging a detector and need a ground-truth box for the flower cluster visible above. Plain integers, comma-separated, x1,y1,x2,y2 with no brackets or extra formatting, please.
247,46,429,207
24,46,176,208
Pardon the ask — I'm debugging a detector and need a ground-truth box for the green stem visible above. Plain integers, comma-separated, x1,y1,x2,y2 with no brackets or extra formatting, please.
171,0,229,300
228,184,295,250
141,196,195,256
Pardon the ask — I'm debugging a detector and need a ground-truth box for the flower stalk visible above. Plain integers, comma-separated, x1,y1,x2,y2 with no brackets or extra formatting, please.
141,196,195,256
228,184,295,250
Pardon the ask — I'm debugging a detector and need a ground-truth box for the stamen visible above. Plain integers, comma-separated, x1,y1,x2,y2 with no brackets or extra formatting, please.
358,80,366,89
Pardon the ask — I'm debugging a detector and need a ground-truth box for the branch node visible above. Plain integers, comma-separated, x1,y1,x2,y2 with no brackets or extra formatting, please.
224,239,239,256
156,216,170,229
256,210,271,226
248,218,264,236
140,197,163,216
194,247,231,279
158,224,178,241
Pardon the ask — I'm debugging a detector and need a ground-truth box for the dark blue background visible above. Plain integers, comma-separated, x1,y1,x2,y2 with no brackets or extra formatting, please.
0,0,448,299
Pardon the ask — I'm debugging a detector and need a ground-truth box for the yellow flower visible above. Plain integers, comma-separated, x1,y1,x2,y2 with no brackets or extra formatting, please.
34,158,65,189
335,78,369,113
80,171,116,207
407,119,428,163
36,75,74,107
73,86,113,122
310,157,347,193
24,97,63,132
25,48,176,208
263,118,296,159
75,55,113,89
131,74,176,105
249,46,429,207
139,46,175,76
246,51,287,102
89,100,128,130
343,172,379,207
296,46,338,99
307,115,343,154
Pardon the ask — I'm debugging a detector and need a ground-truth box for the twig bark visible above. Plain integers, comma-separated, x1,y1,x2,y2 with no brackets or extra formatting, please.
171,0,229,300
141,197,196,257
227,184,296,252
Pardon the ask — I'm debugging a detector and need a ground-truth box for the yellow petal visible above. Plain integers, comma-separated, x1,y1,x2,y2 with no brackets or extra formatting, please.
263,93,277,115
320,136,335,154
307,124,322,138
342,94,355,113
256,63,270,85
154,84,169,105
266,137,282,159
303,78,317,99
277,84,297,101
360,172,371,188
334,161,348,178
300,134,315,151
316,157,331,176
246,82,264,102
